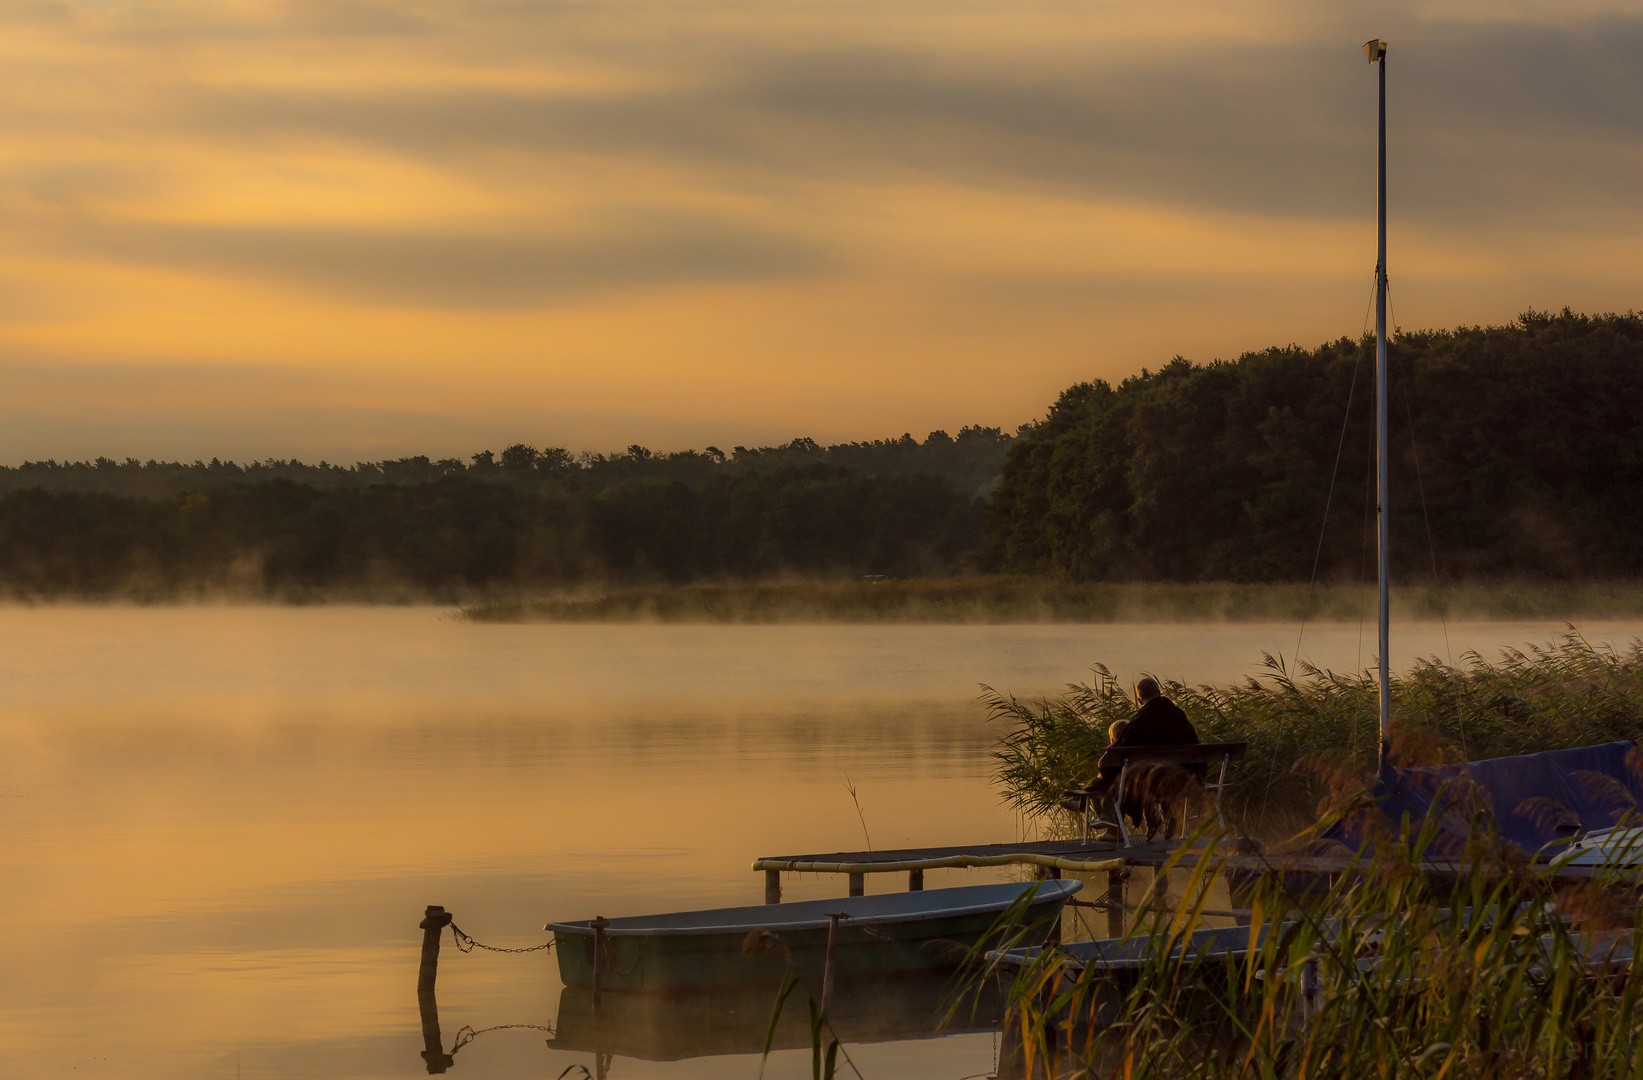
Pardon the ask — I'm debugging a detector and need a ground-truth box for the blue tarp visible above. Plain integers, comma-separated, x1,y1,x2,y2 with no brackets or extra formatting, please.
1322,741,1643,857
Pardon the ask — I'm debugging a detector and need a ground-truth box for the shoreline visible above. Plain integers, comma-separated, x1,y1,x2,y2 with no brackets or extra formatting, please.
459,578,1643,625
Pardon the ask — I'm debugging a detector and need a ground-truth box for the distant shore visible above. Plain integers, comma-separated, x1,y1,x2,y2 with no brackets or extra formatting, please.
458,578,1643,624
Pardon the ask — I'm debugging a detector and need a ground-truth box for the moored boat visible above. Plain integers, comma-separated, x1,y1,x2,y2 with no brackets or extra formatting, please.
546,879,1080,993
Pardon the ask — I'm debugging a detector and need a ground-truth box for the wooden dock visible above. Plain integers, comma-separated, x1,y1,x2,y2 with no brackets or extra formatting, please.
752,837,1221,936
754,838,1197,881
752,835,1637,916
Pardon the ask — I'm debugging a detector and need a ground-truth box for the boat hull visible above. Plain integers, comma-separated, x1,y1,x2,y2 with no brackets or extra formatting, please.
549,972,1006,1059
549,879,1078,993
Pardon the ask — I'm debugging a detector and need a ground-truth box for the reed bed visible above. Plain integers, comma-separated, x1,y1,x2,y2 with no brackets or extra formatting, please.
463,580,1643,624
975,815,1643,1080
989,632,1643,839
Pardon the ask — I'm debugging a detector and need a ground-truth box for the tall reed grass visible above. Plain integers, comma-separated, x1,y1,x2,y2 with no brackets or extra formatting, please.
977,813,1642,1080
989,632,1643,839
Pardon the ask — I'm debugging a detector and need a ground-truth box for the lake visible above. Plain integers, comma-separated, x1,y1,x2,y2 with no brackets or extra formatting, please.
2,608,1637,1079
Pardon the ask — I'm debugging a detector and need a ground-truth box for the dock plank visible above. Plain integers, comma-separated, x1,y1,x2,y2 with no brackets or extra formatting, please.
753,840,1640,882
752,838,1207,875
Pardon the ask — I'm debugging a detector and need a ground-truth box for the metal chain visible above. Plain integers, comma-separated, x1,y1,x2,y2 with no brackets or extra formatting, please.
449,1022,556,1053
449,922,556,954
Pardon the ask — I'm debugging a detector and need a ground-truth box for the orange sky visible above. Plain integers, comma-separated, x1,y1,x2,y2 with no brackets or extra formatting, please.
4,0,1641,463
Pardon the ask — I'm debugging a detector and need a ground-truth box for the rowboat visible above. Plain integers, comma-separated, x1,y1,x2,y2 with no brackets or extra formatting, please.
1555,825,1643,869
545,879,1080,993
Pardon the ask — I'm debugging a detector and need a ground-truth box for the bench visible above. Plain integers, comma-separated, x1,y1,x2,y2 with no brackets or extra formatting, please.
1061,741,1248,847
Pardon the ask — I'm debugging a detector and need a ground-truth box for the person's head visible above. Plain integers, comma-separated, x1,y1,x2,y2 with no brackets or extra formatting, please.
1107,719,1128,744
1136,677,1161,703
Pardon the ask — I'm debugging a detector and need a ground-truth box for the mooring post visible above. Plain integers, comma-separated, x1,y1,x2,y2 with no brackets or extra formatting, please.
591,916,610,1008
765,869,782,905
418,905,453,996
1106,868,1126,939
848,872,865,897
821,912,844,1019
417,905,455,1074
908,868,923,892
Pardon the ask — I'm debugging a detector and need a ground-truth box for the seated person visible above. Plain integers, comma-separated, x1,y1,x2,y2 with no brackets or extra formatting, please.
1065,678,1205,840
1101,678,1201,770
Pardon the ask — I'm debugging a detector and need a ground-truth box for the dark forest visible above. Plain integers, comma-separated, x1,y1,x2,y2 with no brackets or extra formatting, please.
0,429,1013,597
984,309,1643,582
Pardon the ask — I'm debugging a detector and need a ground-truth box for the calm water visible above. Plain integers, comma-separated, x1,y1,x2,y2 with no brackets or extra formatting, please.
2,608,1638,1079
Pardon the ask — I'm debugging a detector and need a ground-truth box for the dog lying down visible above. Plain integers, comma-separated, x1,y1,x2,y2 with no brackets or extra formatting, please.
1115,762,1203,841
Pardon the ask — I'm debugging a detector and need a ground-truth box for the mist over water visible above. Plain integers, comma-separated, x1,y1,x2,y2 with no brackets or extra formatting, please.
3,608,1638,1079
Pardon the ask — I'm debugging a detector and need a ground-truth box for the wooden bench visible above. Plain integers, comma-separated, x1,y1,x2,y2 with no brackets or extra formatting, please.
1062,741,1248,847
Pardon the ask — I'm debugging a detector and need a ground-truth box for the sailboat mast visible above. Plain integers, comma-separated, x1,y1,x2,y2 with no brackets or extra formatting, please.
1369,39,1391,771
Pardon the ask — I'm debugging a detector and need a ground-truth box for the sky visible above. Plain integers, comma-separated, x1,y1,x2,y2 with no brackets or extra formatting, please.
3,0,1641,464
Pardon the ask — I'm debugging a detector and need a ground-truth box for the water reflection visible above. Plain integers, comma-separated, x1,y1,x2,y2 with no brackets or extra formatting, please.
415,989,559,1076
3,609,1636,1078
417,989,456,1074
549,975,1001,1062
412,975,1004,1077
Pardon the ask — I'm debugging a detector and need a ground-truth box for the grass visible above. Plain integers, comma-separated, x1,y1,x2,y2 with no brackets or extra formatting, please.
979,815,1643,1080
989,631,1643,841
460,578,1643,625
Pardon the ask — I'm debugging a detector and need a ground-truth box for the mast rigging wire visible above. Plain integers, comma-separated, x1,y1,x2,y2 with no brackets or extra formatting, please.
1386,282,1468,759
1291,271,1379,671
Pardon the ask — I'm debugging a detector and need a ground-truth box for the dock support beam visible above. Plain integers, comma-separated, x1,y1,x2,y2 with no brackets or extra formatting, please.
848,872,865,897
591,916,609,1007
908,868,923,891
765,869,782,905
1107,868,1127,938
822,912,844,1019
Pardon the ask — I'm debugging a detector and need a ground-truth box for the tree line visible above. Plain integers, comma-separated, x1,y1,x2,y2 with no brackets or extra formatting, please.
983,309,1643,582
0,448,999,599
0,426,1019,504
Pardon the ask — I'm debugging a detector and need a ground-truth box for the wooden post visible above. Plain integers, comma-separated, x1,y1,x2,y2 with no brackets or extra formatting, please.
418,905,452,995
417,905,455,1074
821,912,844,1019
848,872,865,897
765,869,782,905
908,868,923,891
1106,868,1126,939
591,916,610,1007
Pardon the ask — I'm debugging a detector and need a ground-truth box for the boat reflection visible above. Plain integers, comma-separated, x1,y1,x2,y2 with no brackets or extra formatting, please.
549,972,1006,1063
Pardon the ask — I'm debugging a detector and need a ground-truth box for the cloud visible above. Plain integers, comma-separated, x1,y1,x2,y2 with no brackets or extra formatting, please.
129,14,1643,229
2,0,1643,458
41,210,832,307
0,358,807,462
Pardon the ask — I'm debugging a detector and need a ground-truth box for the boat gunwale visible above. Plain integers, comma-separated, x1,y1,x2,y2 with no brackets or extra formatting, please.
545,879,1081,938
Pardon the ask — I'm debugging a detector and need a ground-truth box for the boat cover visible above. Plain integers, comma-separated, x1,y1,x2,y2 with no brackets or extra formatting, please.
1322,740,1643,858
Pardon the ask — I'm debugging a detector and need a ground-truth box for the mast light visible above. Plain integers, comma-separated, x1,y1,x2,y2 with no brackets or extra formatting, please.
1363,39,1386,64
